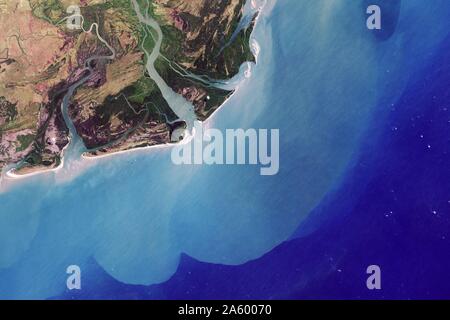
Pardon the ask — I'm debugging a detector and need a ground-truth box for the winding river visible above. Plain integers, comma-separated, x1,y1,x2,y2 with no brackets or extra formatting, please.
131,0,197,131
60,22,117,157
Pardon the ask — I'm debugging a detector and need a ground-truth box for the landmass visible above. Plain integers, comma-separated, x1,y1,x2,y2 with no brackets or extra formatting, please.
0,0,258,175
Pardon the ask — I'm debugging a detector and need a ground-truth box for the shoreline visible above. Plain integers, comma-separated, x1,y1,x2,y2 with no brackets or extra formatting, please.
81,127,195,161
3,134,72,180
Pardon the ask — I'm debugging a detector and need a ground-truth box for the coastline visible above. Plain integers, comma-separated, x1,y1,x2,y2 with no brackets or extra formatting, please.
3,134,72,180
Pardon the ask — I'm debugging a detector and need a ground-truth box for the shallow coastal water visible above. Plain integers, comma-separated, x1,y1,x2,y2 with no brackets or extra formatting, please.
1,0,450,299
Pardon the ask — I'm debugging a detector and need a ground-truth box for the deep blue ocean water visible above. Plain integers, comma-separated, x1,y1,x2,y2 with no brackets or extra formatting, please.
1,0,450,299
